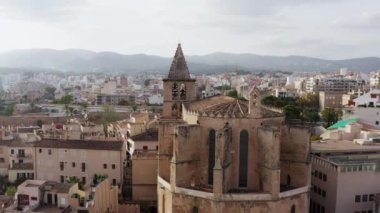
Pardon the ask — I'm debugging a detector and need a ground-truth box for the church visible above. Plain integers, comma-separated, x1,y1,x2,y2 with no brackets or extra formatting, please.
157,44,311,212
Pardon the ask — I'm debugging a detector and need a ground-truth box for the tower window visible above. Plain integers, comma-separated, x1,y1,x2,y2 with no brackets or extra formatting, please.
172,83,178,100
239,130,249,187
180,83,186,100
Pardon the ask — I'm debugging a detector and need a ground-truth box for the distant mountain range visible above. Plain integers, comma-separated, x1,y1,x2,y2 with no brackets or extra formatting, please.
0,48,380,74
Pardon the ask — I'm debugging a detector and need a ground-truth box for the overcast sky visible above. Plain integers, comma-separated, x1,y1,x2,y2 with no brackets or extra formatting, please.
0,0,379,59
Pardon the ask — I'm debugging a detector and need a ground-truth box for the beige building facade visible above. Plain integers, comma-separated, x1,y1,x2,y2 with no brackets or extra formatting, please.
157,44,311,213
33,139,126,190
319,91,344,110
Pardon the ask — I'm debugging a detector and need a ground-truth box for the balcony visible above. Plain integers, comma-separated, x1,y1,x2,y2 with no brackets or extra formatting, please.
16,153,32,158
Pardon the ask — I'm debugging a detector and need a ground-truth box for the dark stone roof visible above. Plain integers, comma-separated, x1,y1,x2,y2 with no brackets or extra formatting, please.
130,130,158,141
167,43,191,80
34,139,123,151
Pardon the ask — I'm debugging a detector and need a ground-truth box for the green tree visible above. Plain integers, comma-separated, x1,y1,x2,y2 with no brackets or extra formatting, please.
66,176,83,190
227,90,238,98
297,93,319,108
5,186,16,196
1,104,15,116
321,108,342,128
92,174,108,186
302,109,320,124
59,94,74,105
36,119,43,127
44,87,56,100
283,104,301,120
102,105,119,124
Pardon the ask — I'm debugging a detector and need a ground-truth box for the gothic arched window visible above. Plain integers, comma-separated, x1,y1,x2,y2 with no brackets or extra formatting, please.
239,130,248,187
291,205,295,213
180,83,186,100
208,129,216,185
172,83,178,100
192,207,199,213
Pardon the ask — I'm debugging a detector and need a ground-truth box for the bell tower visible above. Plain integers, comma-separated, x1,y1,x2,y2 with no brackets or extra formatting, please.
162,43,196,119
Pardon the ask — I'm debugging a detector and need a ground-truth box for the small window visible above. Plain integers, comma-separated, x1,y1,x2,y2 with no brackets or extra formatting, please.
322,174,327,181
314,170,318,177
355,195,361,202
82,177,86,185
81,163,86,172
11,149,14,154
112,179,116,185
39,149,42,153
321,206,325,213
322,190,326,197
369,194,374,201
72,162,76,167
143,146,148,151
48,149,52,155
376,121,379,125
156,146,158,150
60,175,64,183
362,194,368,202
318,172,322,179
60,162,64,171
112,164,116,169
104,164,107,169
31,197,37,201
317,188,321,195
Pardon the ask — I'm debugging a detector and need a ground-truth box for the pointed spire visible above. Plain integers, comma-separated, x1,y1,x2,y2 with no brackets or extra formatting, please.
167,43,191,80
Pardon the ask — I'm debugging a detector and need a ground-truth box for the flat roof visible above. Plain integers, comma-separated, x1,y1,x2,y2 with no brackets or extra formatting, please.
34,139,123,151
311,140,380,153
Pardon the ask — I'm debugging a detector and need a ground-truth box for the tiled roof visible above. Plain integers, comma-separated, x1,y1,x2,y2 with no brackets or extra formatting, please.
186,96,249,118
186,95,283,118
167,43,191,80
34,139,123,151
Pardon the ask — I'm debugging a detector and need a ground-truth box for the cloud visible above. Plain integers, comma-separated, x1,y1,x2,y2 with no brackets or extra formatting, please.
0,0,87,22
331,13,380,29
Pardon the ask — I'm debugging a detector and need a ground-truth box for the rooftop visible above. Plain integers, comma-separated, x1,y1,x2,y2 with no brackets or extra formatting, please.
186,95,249,117
186,95,283,118
42,181,74,194
167,43,192,80
130,130,158,141
34,139,123,151
311,140,380,153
